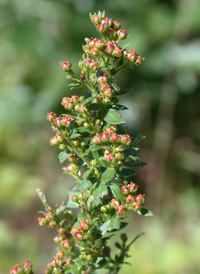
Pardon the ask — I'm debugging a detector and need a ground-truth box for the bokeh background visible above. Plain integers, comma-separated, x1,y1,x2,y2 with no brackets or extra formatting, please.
0,0,200,273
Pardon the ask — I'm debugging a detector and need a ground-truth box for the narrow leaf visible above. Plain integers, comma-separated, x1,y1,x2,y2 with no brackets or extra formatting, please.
81,96,97,105
111,104,129,111
116,88,134,96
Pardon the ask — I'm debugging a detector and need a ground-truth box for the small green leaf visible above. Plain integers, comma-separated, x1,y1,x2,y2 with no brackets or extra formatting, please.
111,82,119,91
83,169,93,179
108,216,120,231
88,103,102,111
100,220,110,235
94,183,108,198
123,148,137,156
111,104,129,111
102,168,115,183
116,88,134,96
81,96,97,105
137,208,153,216
58,151,69,164
104,110,125,125
125,161,147,168
67,191,79,208
118,168,136,177
100,159,112,167
73,180,93,190
110,184,124,204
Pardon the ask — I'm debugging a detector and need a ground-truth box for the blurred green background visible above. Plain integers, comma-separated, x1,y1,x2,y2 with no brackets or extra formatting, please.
0,0,200,273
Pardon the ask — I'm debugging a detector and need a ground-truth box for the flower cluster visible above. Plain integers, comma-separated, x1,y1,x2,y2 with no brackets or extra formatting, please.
10,261,33,274
10,11,152,274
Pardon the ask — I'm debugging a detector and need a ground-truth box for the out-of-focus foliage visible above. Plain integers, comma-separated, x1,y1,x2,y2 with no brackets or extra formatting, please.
0,0,199,273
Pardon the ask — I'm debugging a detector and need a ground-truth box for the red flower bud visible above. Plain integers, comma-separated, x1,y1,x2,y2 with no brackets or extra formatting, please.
80,74,85,80
104,88,112,97
121,134,131,145
49,136,58,146
58,227,66,234
126,194,135,203
68,154,78,163
71,194,78,203
55,133,63,143
49,221,56,228
23,260,32,270
136,194,145,204
112,47,122,58
79,220,89,231
54,117,62,128
92,15,101,25
107,28,117,40
38,217,47,226
128,183,138,193
110,133,120,143
93,134,102,144
95,39,104,49
70,226,79,236
62,61,72,72
62,239,70,249
56,250,64,259
45,212,53,220
98,74,107,83
111,198,120,208
101,17,112,27
116,205,126,214
46,112,56,122
101,132,109,142
117,29,127,40
71,95,80,104
90,47,99,56
133,201,141,210
10,265,22,274
112,20,121,30
121,185,129,195
75,231,83,241
54,234,62,243
97,23,109,34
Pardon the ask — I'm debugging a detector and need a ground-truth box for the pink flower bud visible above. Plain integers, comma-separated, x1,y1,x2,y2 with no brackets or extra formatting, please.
101,132,109,142
107,28,117,40
101,17,112,27
112,20,121,30
70,226,79,236
79,220,89,231
117,29,127,40
126,194,135,203
45,212,53,220
54,234,62,243
112,47,122,57
71,95,80,104
111,198,119,208
46,112,56,122
136,194,145,204
121,185,129,195
23,260,32,270
116,205,126,214
98,74,107,83
97,23,109,34
133,201,141,210
62,61,72,72
38,217,47,226
56,250,64,259
75,231,83,241
62,239,70,249
58,228,66,234
128,183,138,193
95,39,104,49
49,221,56,228
49,136,58,146
110,133,120,143
90,47,99,56
105,43,114,54
121,134,131,145
54,117,62,128
136,56,143,65
10,265,22,274
71,194,78,203
92,15,101,25
68,154,78,163
104,88,113,97
93,134,102,144
55,133,63,143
